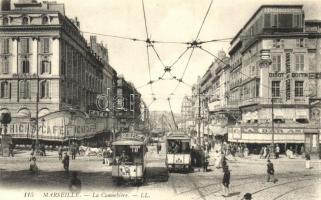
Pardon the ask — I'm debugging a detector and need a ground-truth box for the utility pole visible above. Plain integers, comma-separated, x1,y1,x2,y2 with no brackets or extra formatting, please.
271,98,275,158
198,85,201,146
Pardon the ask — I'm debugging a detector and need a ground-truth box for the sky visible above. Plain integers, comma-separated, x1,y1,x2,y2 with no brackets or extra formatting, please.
53,0,321,113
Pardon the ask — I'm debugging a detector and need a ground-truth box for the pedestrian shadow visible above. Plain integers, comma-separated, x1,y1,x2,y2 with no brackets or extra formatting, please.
228,192,241,197
145,167,169,183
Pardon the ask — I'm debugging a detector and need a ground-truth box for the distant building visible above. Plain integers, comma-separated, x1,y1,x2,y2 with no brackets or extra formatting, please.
181,95,194,131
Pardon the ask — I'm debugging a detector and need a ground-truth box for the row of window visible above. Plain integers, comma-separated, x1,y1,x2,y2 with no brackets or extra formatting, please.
0,81,50,99
264,13,302,28
272,38,305,48
272,81,304,97
2,16,50,26
271,54,304,72
0,38,51,54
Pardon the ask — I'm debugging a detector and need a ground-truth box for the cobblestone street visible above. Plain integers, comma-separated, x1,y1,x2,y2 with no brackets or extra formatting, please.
1,145,320,200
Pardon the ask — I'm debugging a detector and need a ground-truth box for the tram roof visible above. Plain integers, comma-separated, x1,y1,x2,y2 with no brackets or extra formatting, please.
167,132,190,140
112,139,146,146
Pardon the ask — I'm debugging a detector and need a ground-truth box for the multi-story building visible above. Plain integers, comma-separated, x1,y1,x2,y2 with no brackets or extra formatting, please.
227,5,321,155
115,75,142,131
204,51,233,137
181,95,194,131
0,0,114,143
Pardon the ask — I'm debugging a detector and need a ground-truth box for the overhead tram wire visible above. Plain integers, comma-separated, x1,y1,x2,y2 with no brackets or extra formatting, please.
145,45,154,95
141,0,155,96
141,0,150,39
150,45,167,68
168,0,214,97
195,0,214,41
81,31,145,42
170,47,196,95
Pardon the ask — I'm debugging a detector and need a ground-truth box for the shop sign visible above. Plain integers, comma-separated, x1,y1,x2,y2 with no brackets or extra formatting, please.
5,123,97,138
292,73,308,78
242,127,305,134
269,73,284,78
232,127,241,139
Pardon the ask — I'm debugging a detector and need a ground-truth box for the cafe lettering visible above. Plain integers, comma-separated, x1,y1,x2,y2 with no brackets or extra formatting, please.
4,123,97,138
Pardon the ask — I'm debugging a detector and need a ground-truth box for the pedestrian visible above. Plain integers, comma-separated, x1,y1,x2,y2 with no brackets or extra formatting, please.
157,142,161,154
71,142,76,160
40,144,46,156
203,148,209,172
58,145,63,160
267,159,276,183
305,153,311,169
9,143,14,157
222,166,230,197
69,171,81,193
244,146,249,157
242,193,252,200
29,152,38,174
275,144,280,159
62,152,70,173
222,155,228,171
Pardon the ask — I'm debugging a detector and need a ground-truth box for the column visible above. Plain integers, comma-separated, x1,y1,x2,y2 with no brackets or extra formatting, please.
11,38,18,74
259,61,270,102
31,38,38,74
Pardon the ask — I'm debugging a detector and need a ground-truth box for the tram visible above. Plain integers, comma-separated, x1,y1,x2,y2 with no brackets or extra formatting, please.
111,132,147,185
165,132,192,172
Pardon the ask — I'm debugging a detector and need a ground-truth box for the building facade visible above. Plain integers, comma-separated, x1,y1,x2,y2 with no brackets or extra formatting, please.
0,0,137,143
191,5,321,155
226,5,321,154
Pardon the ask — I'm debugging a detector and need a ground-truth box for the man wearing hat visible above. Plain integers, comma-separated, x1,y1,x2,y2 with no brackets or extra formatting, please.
267,159,276,183
242,193,252,200
119,150,129,163
222,165,230,197
62,152,70,173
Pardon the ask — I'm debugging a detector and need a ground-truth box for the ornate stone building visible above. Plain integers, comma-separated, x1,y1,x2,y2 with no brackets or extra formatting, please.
0,0,116,143
227,5,321,155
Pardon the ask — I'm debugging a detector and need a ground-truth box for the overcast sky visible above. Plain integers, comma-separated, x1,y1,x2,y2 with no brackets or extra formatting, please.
54,0,321,113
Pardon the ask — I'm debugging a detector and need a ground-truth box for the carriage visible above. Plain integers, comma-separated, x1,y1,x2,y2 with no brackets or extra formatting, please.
111,133,147,185
165,132,192,172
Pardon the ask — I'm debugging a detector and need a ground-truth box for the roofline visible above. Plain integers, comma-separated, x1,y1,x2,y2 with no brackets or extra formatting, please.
230,4,303,45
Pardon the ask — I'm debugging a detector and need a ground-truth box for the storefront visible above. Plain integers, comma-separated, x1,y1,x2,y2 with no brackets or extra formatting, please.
0,110,114,145
228,125,321,155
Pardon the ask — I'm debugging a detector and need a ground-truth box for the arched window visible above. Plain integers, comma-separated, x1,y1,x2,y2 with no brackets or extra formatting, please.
22,17,29,25
19,80,29,99
40,80,50,99
0,81,10,98
3,17,9,25
42,16,49,24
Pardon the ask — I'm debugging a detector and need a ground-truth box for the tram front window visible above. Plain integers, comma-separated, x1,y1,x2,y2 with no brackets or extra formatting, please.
167,140,190,154
115,146,143,164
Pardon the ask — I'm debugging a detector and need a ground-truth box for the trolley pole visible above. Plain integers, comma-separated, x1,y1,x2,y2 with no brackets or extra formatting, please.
198,85,201,147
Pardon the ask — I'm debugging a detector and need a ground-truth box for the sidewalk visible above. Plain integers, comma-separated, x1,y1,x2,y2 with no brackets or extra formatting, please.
208,150,321,163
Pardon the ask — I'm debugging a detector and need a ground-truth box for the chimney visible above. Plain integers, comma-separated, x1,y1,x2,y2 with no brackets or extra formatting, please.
90,36,97,48
1,0,11,11
75,17,80,28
